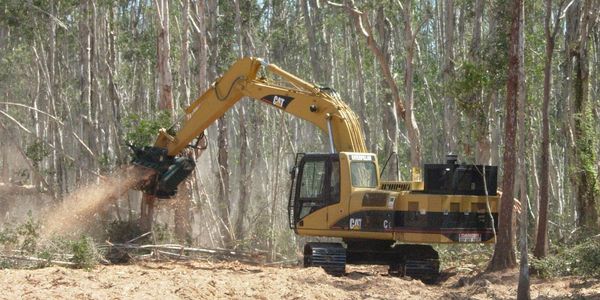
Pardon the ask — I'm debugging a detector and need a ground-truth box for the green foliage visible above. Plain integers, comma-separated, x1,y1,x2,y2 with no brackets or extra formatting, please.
450,61,490,115
70,236,98,269
118,27,156,62
122,111,172,148
0,214,42,255
0,217,102,269
153,223,173,244
532,239,600,278
25,141,50,166
0,258,15,269
16,211,40,254
0,226,18,249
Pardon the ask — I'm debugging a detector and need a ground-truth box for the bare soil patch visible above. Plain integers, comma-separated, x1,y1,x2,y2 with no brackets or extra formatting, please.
1,261,598,299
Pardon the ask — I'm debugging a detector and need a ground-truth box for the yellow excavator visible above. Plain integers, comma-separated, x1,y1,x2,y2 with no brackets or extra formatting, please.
131,57,500,282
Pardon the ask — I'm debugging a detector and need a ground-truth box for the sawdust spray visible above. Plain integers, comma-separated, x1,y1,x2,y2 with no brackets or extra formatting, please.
41,166,154,237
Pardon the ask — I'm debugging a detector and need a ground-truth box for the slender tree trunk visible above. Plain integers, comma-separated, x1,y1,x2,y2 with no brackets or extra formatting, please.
156,0,174,115
535,0,561,258
488,0,521,272
348,25,372,149
302,0,322,83
216,116,232,247
401,1,423,169
568,0,599,230
193,0,208,93
516,3,530,298
141,0,175,232
376,6,399,170
338,1,404,159
233,0,255,243
517,175,531,299
174,0,193,243
443,0,457,155
79,0,92,187
471,0,492,165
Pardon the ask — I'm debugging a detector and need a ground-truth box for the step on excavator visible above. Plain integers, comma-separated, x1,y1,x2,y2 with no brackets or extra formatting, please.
130,57,500,283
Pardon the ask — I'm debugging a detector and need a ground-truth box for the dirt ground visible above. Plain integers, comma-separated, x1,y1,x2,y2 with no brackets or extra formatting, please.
1,260,599,300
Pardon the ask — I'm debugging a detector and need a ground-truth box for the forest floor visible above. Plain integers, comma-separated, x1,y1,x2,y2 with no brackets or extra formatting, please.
1,260,599,300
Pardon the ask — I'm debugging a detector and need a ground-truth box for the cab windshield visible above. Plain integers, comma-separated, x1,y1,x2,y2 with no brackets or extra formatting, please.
351,161,377,188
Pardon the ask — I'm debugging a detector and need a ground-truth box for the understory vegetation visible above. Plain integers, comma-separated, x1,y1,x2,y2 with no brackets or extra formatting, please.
2,213,600,281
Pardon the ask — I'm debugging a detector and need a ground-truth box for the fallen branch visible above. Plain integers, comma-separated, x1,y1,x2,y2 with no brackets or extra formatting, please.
126,231,152,244
0,254,76,267
155,250,191,260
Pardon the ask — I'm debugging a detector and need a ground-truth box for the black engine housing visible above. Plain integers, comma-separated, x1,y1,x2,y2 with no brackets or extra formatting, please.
423,155,497,196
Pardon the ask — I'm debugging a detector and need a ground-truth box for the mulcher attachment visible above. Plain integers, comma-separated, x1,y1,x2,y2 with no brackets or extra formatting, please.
303,242,346,275
129,145,195,198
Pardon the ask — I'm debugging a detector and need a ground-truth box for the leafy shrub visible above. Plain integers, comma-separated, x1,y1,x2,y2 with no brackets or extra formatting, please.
0,226,18,250
532,238,600,278
569,238,600,276
70,236,98,269
0,259,14,269
123,111,172,148
153,223,173,244
16,212,40,254
25,141,50,166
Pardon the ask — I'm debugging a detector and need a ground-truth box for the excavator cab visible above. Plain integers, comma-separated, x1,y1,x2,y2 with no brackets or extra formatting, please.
288,152,381,231
288,153,341,229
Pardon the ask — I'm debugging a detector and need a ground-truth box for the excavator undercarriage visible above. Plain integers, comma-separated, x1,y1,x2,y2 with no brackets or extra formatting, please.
303,240,440,282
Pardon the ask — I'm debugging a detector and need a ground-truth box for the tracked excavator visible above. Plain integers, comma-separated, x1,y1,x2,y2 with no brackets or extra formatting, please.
131,57,500,282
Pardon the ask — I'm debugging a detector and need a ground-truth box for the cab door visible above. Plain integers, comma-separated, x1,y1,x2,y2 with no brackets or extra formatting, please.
290,154,338,229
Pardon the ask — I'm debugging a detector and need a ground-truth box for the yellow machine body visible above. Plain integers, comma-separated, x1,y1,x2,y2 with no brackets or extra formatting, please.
293,152,499,244
135,57,500,279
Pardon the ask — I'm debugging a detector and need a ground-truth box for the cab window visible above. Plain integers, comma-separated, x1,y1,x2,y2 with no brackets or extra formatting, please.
299,160,326,199
351,161,377,188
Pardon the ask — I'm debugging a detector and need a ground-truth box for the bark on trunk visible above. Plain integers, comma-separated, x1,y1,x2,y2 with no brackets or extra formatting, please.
488,0,521,272
568,0,599,230
535,0,561,258
156,0,174,115
348,26,372,150
443,0,457,155
174,0,193,243
302,0,322,83
217,116,232,247
141,0,176,232
516,2,530,298
401,2,423,169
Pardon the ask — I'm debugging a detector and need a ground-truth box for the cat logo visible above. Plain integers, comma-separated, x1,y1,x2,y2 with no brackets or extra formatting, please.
260,95,294,108
349,218,362,230
273,95,286,107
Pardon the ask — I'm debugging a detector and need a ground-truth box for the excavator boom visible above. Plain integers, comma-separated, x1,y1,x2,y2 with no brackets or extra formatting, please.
155,57,367,155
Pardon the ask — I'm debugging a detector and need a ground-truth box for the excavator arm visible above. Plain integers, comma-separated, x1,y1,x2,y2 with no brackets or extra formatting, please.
132,57,366,197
